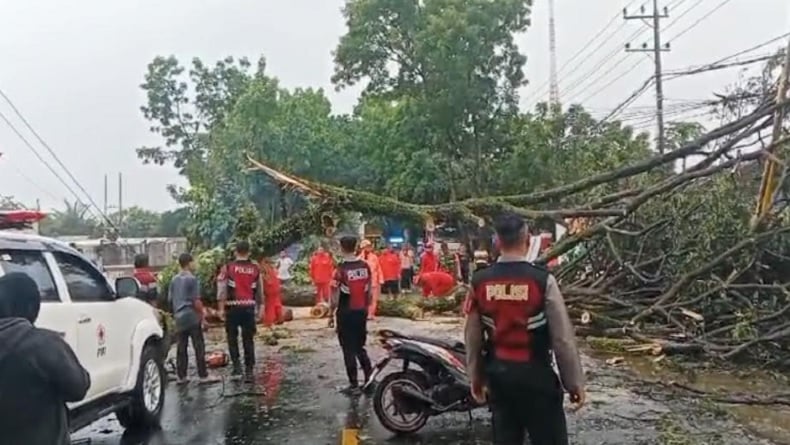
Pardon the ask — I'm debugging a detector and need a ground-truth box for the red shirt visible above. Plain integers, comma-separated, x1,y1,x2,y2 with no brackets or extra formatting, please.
133,268,158,301
419,251,439,276
224,259,261,305
334,259,372,311
379,250,401,281
420,271,455,297
310,251,335,284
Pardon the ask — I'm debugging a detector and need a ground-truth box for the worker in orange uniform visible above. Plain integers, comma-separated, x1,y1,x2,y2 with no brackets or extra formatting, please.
537,229,560,269
379,244,402,297
133,253,159,306
310,245,335,304
417,271,456,298
260,259,284,327
417,242,439,283
358,239,383,319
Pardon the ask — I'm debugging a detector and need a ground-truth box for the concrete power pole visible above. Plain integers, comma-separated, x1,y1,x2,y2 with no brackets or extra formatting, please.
624,0,670,153
548,0,561,109
117,172,123,230
103,174,108,216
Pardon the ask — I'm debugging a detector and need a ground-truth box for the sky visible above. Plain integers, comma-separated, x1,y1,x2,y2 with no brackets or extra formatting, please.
0,0,787,214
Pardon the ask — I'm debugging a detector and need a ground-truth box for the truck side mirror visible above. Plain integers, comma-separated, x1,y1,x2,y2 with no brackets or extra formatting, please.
115,277,140,299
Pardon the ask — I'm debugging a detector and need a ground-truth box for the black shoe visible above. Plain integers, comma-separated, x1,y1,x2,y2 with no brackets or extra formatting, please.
231,364,242,380
340,384,361,396
362,381,376,395
244,367,255,383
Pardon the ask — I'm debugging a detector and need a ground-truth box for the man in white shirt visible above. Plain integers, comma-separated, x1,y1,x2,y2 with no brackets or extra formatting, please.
276,251,294,284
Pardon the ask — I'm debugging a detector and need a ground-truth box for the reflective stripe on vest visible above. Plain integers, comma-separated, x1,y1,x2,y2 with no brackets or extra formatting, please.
481,311,546,331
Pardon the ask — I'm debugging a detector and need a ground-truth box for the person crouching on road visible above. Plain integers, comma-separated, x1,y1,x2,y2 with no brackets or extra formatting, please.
329,235,374,395
218,240,262,381
0,272,91,445
464,213,586,445
417,270,456,298
170,253,219,385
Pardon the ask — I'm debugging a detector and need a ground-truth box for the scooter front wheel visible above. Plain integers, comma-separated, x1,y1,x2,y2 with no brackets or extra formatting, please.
373,370,431,435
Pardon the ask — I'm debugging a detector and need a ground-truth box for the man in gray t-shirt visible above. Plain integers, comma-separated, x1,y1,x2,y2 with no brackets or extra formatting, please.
170,268,201,331
168,253,218,384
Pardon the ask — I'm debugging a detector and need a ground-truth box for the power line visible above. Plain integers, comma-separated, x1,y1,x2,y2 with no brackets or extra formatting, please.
562,0,696,105
0,109,95,214
0,152,63,203
666,0,733,43
705,32,790,66
527,0,688,107
0,87,117,228
665,53,778,80
523,0,639,105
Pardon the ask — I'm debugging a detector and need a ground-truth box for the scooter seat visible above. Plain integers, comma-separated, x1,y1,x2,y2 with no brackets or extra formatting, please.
379,329,466,354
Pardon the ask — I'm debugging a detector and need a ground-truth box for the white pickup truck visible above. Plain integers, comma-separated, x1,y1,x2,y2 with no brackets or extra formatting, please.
0,210,166,433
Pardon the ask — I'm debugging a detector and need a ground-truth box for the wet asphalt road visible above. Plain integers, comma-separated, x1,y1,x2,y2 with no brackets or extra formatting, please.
73,315,780,445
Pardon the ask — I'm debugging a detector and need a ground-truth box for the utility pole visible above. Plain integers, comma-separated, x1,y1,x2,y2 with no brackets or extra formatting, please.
117,172,123,230
624,0,670,153
103,174,108,216
548,0,560,110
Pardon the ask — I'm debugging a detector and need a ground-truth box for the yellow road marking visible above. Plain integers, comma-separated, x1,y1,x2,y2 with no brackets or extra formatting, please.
341,428,359,445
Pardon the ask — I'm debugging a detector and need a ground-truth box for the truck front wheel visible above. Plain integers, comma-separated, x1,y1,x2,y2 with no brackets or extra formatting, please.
116,344,165,429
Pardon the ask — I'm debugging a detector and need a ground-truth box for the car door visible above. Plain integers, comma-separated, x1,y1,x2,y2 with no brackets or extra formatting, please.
51,251,130,399
0,249,77,347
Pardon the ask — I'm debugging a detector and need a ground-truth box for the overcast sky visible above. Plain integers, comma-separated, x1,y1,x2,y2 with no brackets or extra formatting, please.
0,0,787,213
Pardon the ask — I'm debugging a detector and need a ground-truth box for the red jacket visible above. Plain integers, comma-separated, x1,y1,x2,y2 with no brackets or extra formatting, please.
420,271,455,297
419,251,439,277
379,250,401,281
133,268,158,302
310,251,335,284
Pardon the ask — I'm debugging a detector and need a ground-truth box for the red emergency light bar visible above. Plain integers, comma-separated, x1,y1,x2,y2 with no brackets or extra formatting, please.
0,210,47,230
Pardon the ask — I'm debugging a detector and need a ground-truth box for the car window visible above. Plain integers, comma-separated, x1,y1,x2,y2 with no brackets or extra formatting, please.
53,252,113,302
0,249,60,302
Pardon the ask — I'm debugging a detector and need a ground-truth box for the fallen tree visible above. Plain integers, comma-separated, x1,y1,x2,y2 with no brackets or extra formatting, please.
234,82,790,368
153,45,790,369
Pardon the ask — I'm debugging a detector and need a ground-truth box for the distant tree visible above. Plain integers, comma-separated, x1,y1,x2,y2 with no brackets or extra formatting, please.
0,196,23,210
157,207,190,237
39,200,98,236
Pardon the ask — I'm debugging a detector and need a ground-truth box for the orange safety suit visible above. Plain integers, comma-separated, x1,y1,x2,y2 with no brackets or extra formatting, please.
418,250,439,279
379,249,401,283
309,250,335,304
360,250,384,318
419,271,456,298
537,232,560,269
260,262,283,327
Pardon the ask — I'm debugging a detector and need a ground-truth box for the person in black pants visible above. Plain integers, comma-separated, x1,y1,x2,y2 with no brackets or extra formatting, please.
329,235,374,395
218,241,262,381
458,244,471,284
399,245,415,291
170,253,219,384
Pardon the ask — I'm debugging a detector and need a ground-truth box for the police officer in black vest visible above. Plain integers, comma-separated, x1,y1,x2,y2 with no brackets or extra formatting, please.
464,213,585,445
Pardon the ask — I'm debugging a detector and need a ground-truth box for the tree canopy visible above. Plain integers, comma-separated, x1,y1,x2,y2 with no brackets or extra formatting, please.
135,0,652,246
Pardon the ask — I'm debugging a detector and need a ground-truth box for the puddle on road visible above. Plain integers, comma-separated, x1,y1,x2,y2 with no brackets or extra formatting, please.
587,346,790,444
